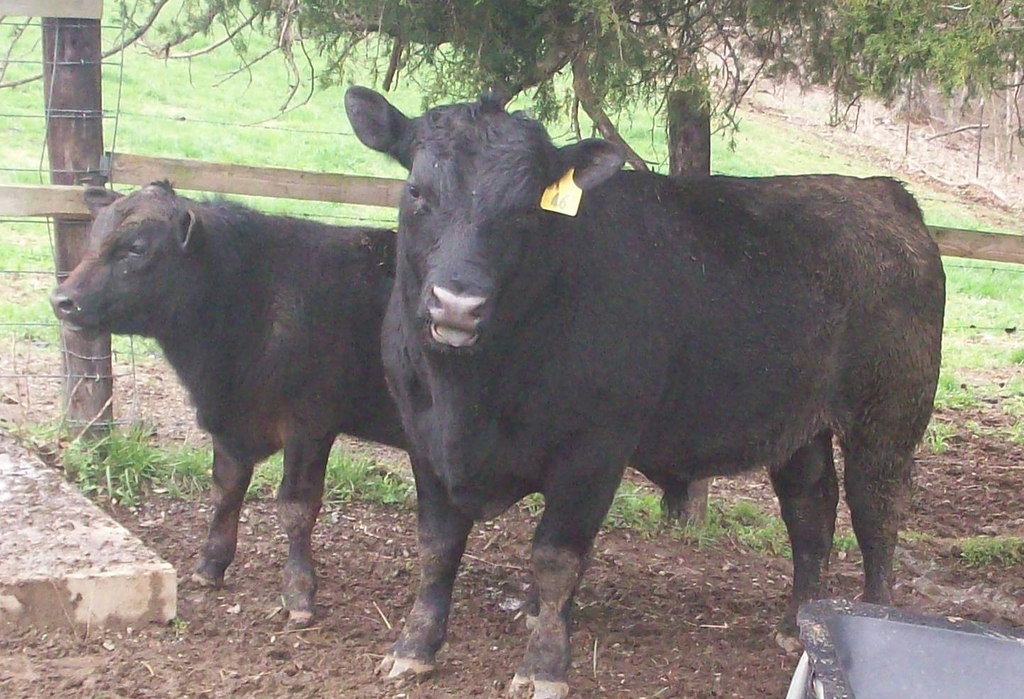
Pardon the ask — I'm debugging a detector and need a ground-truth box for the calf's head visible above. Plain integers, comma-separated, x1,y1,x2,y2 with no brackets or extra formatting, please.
50,181,205,339
345,86,624,349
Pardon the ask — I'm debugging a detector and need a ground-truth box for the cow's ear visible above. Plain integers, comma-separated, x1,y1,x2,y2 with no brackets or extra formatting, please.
178,208,202,252
555,139,625,191
345,86,413,169
83,187,122,216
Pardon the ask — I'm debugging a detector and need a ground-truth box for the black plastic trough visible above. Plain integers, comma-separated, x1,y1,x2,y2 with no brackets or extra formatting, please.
785,599,1024,699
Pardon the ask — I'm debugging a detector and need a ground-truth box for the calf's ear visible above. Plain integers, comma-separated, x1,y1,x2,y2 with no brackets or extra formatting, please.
556,139,626,191
83,187,123,217
178,209,202,252
345,86,413,169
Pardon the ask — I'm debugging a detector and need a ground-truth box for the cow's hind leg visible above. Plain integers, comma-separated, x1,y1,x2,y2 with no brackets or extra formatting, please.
841,434,914,608
193,441,254,588
658,475,691,523
510,433,630,699
659,477,712,526
277,434,333,626
381,455,474,681
770,430,838,648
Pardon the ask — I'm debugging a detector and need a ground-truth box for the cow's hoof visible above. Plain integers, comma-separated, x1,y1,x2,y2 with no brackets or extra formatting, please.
508,674,569,699
190,570,222,588
775,630,803,654
287,608,314,628
377,654,435,681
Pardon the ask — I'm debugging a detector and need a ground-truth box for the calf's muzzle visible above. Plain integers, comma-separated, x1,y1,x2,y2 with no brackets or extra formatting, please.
49,286,100,338
50,288,76,319
50,287,87,327
427,285,487,348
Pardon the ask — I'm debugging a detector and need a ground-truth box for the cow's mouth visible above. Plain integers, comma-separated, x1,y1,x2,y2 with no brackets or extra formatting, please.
426,285,487,349
430,323,479,348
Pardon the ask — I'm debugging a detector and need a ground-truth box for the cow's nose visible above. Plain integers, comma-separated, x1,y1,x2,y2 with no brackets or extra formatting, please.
428,285,487,347
50,288,77,319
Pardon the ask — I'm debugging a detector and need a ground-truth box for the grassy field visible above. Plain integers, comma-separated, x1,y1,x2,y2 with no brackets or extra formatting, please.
1,11,1022,550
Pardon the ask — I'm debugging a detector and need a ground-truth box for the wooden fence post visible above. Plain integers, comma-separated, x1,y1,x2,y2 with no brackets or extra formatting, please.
43,13,113,437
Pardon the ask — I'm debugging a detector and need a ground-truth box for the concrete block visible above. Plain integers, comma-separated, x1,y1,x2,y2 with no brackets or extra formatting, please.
0,445,176,629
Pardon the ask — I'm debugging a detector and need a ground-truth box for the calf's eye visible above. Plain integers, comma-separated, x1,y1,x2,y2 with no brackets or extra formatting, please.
407,184,421,200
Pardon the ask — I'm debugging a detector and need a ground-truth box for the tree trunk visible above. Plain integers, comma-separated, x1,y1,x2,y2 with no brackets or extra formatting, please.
668,87,711,177
44,16,113,438
667,85,711,525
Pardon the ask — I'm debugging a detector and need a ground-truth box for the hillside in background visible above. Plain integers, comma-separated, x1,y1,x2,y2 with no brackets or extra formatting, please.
745,79,1024,234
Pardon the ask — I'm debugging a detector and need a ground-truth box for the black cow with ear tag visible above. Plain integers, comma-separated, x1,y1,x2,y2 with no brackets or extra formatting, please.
346,85,945,699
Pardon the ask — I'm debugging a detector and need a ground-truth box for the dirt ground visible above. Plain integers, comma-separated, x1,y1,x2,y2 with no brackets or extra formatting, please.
1,396,1023,699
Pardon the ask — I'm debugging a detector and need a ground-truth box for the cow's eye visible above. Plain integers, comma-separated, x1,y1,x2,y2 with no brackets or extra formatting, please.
127,240,148,256
407,183,421,200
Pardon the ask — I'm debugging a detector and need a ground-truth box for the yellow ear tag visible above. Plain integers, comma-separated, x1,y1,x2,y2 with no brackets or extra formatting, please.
540,168,583,216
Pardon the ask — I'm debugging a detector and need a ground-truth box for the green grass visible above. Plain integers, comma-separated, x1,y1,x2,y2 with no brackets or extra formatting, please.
48,419,1024,573
702,501,792,556
525,484,805,557
60,426,209,505
923,419,959,454
536,481,787,550
58,425,413,508
958,536,1024,568
1007,420,1024,445
933,372,981,410
603,481,664,531
832,533,860,554
522,485,796,554
170,616,190,636
602,485,862,560
247,449,413,506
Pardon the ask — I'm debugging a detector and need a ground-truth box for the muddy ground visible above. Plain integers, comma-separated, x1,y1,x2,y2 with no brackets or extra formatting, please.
1,398,1022,699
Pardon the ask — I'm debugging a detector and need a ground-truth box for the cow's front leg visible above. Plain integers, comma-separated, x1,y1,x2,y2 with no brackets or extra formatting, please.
510,433,630,699
276,434,332,626
381,456,474,680
193,441,254,588
508,545,583,699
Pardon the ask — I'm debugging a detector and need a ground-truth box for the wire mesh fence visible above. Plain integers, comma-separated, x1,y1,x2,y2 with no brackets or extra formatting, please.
0,219,200,441
0,12,401,441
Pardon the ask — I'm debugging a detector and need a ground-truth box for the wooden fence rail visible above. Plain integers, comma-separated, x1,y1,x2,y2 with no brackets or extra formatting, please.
928,227,1024,266
106,153,404,208
0,184,93,218
0,0,103,19
3,168,1024,266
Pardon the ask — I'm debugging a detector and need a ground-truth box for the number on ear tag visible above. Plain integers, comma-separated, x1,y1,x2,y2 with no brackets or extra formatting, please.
540,168,583,216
